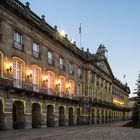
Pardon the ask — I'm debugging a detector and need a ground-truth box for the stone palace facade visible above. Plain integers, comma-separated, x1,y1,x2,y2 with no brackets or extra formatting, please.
0,0,130,130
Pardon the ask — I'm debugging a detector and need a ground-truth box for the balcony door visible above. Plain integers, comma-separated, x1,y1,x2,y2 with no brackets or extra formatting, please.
13,60,22,88
32,67,40,92
47,72,55,94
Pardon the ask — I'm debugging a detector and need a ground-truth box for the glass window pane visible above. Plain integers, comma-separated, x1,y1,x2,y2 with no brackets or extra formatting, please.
33,42,39,52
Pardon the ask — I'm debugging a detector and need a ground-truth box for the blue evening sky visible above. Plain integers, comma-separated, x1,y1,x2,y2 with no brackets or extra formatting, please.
21,0,140,97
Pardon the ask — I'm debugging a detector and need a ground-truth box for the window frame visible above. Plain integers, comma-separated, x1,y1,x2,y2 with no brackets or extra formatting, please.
77,67,82,79
59,57,65,70
13,31,23,51
13,59,23,88
47,51,54,65
68,62,74,75
32,42,40,58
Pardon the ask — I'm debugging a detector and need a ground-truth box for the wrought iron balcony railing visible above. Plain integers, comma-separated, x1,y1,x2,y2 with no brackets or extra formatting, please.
0,78,81,102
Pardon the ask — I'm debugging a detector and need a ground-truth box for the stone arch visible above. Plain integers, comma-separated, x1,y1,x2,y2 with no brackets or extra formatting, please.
91,108,95,124
59,106,65,126
115,111,117,121
105,110,108,123
101,109,104,123
114,112,117,122
32,103,41,128
97,109,100,124
69,107,74,126
109,111,111,122
0,101,4,129
47,105,55,127
123,111,125,120
77,108,81,125
13,101,25,129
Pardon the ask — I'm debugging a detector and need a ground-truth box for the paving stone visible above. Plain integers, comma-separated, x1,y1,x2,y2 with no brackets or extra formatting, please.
0,121,140,140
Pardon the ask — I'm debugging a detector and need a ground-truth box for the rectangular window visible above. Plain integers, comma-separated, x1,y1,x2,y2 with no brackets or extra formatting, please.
33,42,40,58
77,84,81,96
68,63,74,75
77,68,82,79
60,57,64,70
14,31,22,44
14,31,23,50
13,60,22,88
48,51,53,65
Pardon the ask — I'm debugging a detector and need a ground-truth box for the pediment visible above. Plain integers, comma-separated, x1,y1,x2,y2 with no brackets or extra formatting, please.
96,59,113,77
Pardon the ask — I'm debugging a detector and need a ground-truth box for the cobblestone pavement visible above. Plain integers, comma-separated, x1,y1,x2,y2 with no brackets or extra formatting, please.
0,121,140,140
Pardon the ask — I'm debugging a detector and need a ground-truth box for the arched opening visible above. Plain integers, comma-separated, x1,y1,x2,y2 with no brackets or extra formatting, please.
114,112,116,122
105,110,108,123
0,101,4,129
69,107,74,126
59,106,65,126
13,101,24,129
77,108,80,125
109,111,111,122
97,109,100,124
101,110,104,123
32,103,41,128
47,105,54,127
91,108,95,124
123,111,125,120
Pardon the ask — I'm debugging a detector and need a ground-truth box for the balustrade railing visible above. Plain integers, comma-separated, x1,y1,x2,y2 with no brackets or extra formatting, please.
0,78,80,101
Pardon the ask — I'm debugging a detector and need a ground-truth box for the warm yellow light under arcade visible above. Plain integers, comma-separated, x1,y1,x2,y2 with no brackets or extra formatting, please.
113,98,124,107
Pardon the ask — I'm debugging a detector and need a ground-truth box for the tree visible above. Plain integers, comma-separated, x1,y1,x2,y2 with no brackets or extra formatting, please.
132,72,140,127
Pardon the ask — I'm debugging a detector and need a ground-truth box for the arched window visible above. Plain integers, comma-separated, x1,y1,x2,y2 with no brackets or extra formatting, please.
47,71,55,94
13,57,24,88
59,76,66,97
69,80,74,98
32,65,41,92
77,83,82,97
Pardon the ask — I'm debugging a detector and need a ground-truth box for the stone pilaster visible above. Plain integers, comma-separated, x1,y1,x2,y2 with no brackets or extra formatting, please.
73,108,77,125
54,104,59,127
24,114,32,129
40,103,47,128
24,101,32,129
3,98,12,129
